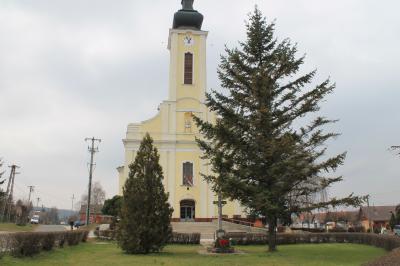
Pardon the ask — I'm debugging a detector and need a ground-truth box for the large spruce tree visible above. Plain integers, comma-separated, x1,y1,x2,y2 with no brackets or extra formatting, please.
194,8,365,252
117,133,173,254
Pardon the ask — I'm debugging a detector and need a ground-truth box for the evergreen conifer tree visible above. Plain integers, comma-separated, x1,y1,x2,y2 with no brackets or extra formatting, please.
194,8,365,252
389,212,397,230
102,195,122,217
117,133,173,254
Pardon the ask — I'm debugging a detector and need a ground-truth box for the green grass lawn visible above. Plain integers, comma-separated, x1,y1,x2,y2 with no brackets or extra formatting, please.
1,242,386,266
0,242,386,266
0,223,37,232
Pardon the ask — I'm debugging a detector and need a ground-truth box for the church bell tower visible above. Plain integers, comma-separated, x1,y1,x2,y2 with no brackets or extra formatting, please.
168,0,207,102
120,0,244,220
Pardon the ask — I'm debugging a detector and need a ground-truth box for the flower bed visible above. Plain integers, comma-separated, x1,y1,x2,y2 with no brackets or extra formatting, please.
207,237,235,253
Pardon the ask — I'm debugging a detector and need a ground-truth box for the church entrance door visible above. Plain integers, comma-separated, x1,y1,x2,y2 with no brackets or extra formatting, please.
180,200,195,222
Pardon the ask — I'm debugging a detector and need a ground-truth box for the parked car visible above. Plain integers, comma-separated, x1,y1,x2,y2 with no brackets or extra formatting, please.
30,215,40,224
74,221,86,228
394,225,400,236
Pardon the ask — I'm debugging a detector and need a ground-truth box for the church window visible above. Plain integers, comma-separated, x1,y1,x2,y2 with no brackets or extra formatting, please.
183,162,194,186
184,52,193,84
184,112,192,133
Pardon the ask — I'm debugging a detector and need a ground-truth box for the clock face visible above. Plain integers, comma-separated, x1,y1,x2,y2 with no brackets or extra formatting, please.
183,35,194,46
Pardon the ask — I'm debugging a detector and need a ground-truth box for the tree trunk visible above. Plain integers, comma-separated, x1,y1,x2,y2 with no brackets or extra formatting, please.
268,219,277,252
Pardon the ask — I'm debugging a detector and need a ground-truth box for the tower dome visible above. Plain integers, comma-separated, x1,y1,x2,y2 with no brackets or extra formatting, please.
173,0,204,30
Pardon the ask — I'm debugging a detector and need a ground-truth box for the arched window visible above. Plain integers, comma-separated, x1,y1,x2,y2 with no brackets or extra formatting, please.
183,162,193,186
184,112,192,133
184,52,193,85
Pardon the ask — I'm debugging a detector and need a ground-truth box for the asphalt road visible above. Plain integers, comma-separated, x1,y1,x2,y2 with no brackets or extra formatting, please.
34,225,66,232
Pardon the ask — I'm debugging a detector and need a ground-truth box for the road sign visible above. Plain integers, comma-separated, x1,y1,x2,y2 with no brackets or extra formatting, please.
213,201,227,205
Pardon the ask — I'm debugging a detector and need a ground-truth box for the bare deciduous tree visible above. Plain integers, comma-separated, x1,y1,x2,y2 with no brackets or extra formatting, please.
81,181,106,215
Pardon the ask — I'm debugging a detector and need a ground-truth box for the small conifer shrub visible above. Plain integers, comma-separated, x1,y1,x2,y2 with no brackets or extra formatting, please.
117,133,173,254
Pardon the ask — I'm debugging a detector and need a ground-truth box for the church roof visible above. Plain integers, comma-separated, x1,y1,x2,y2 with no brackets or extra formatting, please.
173,0,203,30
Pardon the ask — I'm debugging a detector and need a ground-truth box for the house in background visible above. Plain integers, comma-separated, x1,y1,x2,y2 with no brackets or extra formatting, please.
292,206,397,231
358,206,396,231
79,205,113,224
293,211,359,229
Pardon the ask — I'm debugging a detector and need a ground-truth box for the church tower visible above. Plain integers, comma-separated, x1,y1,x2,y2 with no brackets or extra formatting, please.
168,0,207,103
118,0,244,221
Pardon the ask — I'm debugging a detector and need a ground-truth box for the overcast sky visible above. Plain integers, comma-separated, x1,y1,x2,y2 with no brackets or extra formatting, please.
0,0,399,210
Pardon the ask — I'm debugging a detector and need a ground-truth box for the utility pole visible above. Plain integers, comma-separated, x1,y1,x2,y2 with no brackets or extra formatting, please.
71,194,75,214
84,137,101,226
1,167,13,221
27,186,35,204
36,197,40,209
5,165,20,222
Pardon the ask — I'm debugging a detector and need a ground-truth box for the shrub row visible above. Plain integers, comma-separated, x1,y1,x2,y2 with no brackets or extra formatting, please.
96,229,117,240
168,232,201,244
0,230,89,258
291,228,326,233
291,226,366,233
225,232,400,251
94,229,200,244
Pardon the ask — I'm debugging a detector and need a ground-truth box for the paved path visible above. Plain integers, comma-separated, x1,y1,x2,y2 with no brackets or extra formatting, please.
34,225,66,232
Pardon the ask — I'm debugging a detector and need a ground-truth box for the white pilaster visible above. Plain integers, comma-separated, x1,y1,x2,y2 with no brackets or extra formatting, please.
167,150,176,211
168,32,178,101
200,158,207,217
199,34,207,102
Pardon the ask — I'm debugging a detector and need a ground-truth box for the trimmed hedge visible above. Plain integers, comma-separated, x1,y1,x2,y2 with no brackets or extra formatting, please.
291,228,326,233
0,230,89,258
168,232,200,244
95,229,200,244
96,229,117,240
226,232,400,251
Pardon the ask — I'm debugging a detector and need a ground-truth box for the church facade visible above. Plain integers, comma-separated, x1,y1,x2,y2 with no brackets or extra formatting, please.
118,0,244,221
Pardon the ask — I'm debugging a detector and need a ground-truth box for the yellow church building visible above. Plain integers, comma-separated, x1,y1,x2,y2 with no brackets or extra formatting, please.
118,0,245,222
